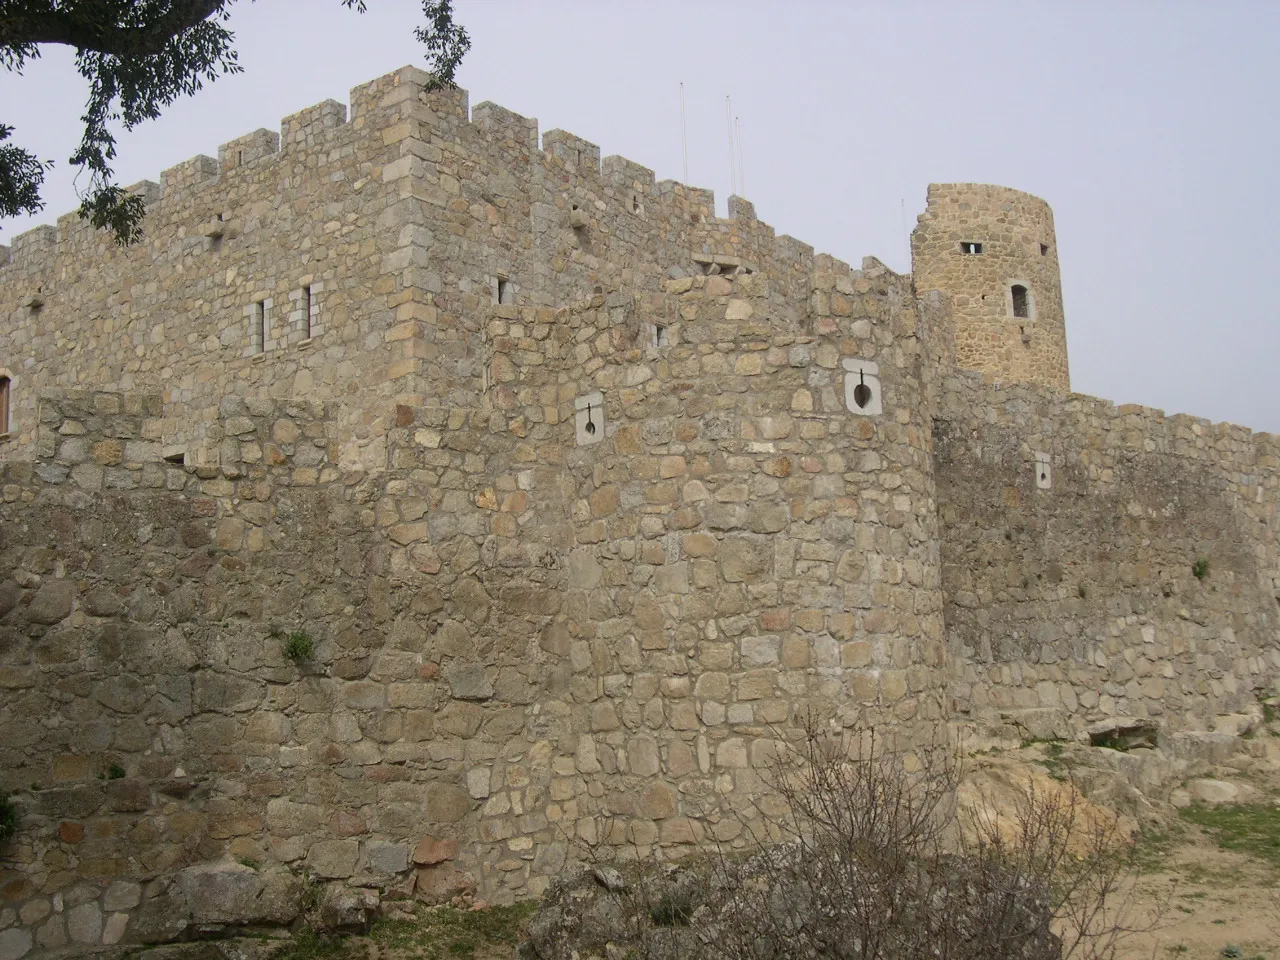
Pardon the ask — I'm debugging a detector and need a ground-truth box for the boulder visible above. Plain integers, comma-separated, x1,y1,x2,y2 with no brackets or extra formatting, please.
316,884,379,933
177,862,302,927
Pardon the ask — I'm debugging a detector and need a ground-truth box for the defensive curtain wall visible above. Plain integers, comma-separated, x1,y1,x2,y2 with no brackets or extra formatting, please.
0,65,1276,956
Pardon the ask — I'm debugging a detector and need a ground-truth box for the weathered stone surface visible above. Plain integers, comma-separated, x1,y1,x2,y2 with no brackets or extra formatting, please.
102,881,142,912
426,783,471,823
177,862,300,925
65,903,101,945
719,537,772,583
308,840,361,879
317,886,379,932
412,836,459,866
445,662,493,701
1187,779,1241,805
414,866,474,905
26,581,74,624
362,841,409,875
0,928,32,960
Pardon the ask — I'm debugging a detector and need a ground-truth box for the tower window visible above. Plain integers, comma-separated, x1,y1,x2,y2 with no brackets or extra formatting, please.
1040,243,1049,256
252,299,266,353
303,285,313,339
960,241,983,255
1011,284,1030,319
496,277,514,305
0,377,10,436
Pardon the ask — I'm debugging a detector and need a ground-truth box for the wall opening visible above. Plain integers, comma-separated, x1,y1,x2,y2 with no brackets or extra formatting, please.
1011,284,1030,319
960,241,983,255
1040,243,1049,256
303,285,313,339
651,323,668,348
0,377,10,436
252,299,266,353
842,359,883,417
497,277,514,306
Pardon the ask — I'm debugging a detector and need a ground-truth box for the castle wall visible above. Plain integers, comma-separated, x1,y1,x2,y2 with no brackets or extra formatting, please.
2,62,1279,958
936,372,1280,739
0,67,813,476
0,109,950,947
912,184,1070,392
0,70,453,473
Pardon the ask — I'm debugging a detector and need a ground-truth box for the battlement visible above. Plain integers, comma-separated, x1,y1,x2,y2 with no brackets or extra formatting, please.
0,65,778,277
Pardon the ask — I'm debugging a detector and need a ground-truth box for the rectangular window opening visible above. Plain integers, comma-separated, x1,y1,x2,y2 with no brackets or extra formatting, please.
960,241,983,255
1011,284,1030,319
652,323,669,348
303,285,313,339
1040,243,1049,256
497,277,514,306
252,299,266,353
0,377,10,435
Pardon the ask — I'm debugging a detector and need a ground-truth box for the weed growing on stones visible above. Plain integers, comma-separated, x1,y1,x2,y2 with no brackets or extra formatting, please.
283,629,315,663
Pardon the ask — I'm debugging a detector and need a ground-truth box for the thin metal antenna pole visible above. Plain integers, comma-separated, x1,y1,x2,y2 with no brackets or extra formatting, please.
679,82,689,184
726,95,736,196
735,115,745,196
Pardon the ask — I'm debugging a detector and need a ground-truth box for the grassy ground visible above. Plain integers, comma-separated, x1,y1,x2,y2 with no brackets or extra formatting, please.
272,903,537,960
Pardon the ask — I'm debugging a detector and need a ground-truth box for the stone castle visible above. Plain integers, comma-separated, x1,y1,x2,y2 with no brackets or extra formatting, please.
0,65,1276,955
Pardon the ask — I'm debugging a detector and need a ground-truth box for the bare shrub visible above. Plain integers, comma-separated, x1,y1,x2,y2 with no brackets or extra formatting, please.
524,716,1159,960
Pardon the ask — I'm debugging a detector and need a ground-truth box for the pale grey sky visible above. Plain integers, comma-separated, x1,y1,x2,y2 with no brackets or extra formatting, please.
3,1,1277,432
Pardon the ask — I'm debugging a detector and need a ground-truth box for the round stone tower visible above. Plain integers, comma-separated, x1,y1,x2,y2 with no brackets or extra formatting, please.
911,184,1069,391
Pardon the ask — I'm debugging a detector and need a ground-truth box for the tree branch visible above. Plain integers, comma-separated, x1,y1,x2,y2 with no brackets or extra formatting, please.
1,0,228,57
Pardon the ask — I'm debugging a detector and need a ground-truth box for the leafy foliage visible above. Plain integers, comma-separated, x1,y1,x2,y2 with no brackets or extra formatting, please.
283,629,315,663
0,1,470,244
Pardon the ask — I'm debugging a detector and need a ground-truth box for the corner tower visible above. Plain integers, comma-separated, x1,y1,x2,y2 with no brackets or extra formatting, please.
912,184,1069,391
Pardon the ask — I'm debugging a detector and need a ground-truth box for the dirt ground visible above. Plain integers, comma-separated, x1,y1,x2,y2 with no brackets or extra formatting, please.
1121,832,1278,960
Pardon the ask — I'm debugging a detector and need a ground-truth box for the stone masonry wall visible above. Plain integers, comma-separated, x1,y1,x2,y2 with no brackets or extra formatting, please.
912,184,1070,392
936,371,1280,739
2,62,1279,960
0,237,949,954
0,70,443,472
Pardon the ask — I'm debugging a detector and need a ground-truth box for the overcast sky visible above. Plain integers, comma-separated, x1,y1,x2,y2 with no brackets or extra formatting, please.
2,1,1277,432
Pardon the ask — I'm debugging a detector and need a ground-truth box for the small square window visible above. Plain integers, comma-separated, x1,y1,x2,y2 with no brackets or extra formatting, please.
960,241,983,255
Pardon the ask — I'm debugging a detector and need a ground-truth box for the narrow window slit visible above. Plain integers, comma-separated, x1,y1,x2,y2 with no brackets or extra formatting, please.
252,300,266,353
1011,284,1030,319
303,285,313,339
960,241,983,254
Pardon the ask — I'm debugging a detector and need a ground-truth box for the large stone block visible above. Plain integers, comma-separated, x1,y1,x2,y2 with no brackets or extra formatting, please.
719,537,772,583
27,581,74,624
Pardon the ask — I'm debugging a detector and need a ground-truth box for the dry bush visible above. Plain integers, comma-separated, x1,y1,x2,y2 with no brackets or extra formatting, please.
527,716,1159,960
